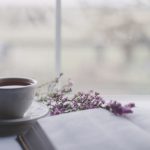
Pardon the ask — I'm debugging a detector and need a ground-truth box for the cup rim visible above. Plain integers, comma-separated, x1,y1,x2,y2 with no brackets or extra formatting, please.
0,77,37,90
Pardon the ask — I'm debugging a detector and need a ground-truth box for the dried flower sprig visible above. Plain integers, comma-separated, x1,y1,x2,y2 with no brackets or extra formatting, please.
105,101,135,115
37,74,135,116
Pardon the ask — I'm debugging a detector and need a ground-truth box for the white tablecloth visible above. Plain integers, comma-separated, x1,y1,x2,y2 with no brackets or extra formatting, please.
0,95,150,150
0,136,21,150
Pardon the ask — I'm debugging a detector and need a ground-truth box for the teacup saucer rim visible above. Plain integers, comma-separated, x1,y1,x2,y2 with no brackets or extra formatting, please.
0,101,49,125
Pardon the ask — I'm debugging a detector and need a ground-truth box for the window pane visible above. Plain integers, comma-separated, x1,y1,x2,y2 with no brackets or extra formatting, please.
0,1,55,84
62,0,150,94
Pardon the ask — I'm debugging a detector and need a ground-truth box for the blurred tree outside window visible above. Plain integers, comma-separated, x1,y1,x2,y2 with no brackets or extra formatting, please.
61,0,150,94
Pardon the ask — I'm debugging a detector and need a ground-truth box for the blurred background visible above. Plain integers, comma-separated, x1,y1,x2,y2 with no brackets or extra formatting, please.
0,0,150,94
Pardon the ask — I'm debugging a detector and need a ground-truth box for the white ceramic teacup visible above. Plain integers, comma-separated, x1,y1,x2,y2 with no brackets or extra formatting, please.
0,77,37,119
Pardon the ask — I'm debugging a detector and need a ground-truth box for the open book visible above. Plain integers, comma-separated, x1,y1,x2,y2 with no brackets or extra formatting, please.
18,105,150,150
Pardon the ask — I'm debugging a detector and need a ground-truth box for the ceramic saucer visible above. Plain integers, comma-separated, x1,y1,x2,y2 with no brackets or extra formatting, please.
0,101,49,125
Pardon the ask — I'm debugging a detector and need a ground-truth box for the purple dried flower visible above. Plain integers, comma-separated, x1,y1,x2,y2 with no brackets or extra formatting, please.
38,74,135,116
95,92,100,96
105,100,135,115
125,103,135,108
48,92,135,116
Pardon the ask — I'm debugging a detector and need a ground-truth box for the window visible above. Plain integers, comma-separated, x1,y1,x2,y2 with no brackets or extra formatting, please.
0,0,55,84
0,0,150,94
61,0,150,94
